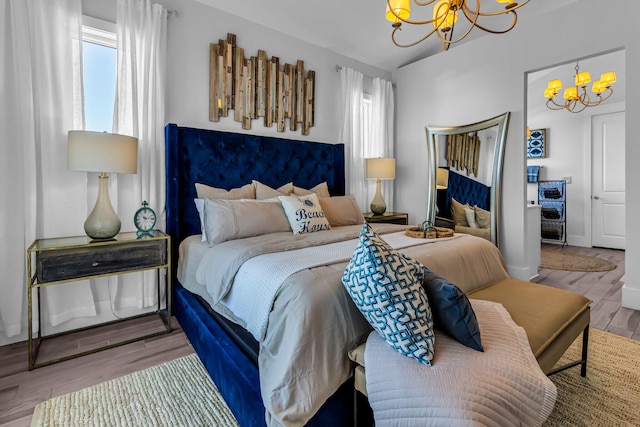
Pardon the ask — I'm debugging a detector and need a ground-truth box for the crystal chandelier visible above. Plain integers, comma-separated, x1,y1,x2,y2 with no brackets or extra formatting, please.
385,0,530,50
544,63,617,113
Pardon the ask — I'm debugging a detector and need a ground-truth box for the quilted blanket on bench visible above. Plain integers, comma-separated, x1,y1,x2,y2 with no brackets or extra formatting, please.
364,300,557,426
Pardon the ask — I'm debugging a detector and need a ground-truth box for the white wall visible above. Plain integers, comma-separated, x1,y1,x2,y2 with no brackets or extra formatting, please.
0,0,393,347
82,0,640,310
83,0,391,144
392,0,640,310
527,101,625,248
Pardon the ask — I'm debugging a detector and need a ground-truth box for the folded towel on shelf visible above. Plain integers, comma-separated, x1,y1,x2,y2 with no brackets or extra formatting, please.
527,166,540,183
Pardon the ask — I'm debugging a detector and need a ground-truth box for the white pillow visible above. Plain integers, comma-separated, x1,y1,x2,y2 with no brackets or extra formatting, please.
464,207,479,228
203,198,291,246
194,198,207,241
278,194,331,234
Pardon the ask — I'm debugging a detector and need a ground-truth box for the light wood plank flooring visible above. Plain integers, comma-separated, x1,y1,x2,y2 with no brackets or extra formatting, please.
0,245,636,426
0,316,194,426
533,243,639,340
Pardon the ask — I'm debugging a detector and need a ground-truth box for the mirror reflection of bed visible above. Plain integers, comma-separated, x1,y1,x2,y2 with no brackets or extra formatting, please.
425,112,510,248
437,168,492,241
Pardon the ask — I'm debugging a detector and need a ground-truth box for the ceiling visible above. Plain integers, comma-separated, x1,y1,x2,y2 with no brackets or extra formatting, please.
527,49,626,119
194,0,579,71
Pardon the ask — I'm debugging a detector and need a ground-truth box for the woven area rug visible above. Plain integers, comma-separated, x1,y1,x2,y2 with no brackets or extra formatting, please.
31,354,238,427
540,249,616,272
31,329,640,426
544,328,640,426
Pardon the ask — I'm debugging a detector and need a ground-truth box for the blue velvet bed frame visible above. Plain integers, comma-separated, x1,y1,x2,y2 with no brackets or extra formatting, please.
440,169,490,217
165,124,360,426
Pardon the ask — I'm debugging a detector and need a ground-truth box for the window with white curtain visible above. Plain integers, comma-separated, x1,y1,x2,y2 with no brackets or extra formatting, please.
82,17,116,132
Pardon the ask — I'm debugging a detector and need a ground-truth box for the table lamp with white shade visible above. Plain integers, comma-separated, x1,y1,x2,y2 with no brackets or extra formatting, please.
67,131,138,240
365,157,396,215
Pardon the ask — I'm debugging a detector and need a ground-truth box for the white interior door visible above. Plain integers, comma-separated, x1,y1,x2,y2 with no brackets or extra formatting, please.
592,111,625,249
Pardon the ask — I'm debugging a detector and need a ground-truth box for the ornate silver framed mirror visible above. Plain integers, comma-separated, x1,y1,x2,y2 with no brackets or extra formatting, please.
425,112,511,248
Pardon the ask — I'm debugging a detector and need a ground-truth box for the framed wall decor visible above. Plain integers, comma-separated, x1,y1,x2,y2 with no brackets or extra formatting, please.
527,128,546,158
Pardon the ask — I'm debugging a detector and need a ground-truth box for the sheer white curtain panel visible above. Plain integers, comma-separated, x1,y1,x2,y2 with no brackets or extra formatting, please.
0,0,94,342
338,67,395,213
338,67,367,211
111,0,167,310
370,77,395,211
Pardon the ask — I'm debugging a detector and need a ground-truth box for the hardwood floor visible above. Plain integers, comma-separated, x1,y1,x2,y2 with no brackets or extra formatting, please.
533,243,640,340
0,316,194,426
0,245,636,426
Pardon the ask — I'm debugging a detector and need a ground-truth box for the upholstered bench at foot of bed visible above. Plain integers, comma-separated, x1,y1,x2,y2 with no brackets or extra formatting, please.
348,278,592,400
468,279,591,375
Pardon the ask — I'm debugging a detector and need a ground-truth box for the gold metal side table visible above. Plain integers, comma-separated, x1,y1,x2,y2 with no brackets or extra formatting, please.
26,231,171,370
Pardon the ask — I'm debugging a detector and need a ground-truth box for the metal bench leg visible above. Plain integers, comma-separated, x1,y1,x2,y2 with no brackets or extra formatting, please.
546,325,590,377
580,325,589,377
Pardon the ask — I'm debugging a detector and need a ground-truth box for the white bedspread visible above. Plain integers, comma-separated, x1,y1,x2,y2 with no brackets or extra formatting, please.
364,300,557,427
186,225,514,427
222,231,458,340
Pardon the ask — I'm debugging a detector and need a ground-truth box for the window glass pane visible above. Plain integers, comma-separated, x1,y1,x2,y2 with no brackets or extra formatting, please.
83,41,116,132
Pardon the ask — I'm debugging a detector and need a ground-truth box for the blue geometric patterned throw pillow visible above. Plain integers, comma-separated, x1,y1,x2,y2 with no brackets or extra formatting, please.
342,222,435,365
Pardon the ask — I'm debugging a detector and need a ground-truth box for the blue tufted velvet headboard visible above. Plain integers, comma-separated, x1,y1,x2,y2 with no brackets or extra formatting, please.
442,169,490,216
165,124,345,260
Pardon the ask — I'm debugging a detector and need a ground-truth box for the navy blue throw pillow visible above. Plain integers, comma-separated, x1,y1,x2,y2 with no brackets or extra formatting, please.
421,268,483,352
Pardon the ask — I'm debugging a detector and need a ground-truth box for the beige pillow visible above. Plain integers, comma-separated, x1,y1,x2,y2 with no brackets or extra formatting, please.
203,198,291,246
318,195,365,226
450,198,471,226
279,194,331,234
292,182,331,198
474,205,491,229
195,182,255,200
253,180,293,199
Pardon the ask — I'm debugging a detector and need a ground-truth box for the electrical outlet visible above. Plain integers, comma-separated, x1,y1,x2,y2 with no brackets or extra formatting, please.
562,176,572,184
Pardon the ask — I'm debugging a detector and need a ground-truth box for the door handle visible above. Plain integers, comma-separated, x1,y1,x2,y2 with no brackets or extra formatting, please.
593,195,600,200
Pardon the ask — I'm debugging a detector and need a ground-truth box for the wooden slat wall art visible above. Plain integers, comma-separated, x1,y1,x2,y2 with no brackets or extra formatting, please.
446,133,481,177
209,33,316,135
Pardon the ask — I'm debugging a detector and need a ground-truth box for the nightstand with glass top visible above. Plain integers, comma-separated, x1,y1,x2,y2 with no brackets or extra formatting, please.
363,212,409,225
26,230,171,369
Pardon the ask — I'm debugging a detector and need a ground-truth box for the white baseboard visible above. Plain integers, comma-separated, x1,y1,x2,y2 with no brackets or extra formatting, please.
507,265,538,282
566,235,587,247
622,284,640,311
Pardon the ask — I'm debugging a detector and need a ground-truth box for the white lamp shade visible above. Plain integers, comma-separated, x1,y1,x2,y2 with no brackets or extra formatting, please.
68,130,138,174
365,158,396,180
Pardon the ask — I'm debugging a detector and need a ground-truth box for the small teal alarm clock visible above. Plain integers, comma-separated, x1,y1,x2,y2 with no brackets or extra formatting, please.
134,201,156,235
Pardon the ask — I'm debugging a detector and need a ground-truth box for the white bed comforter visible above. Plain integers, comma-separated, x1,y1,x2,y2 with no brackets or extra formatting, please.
364,299,557,427
188,224,514,427
222,231,457,341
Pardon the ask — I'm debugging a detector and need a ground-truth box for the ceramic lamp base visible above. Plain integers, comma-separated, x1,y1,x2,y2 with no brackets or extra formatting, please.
84,174,121,240
370,178,387,215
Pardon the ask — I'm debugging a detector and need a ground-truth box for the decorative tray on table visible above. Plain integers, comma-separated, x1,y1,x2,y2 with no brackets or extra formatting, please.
405,222,454,239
